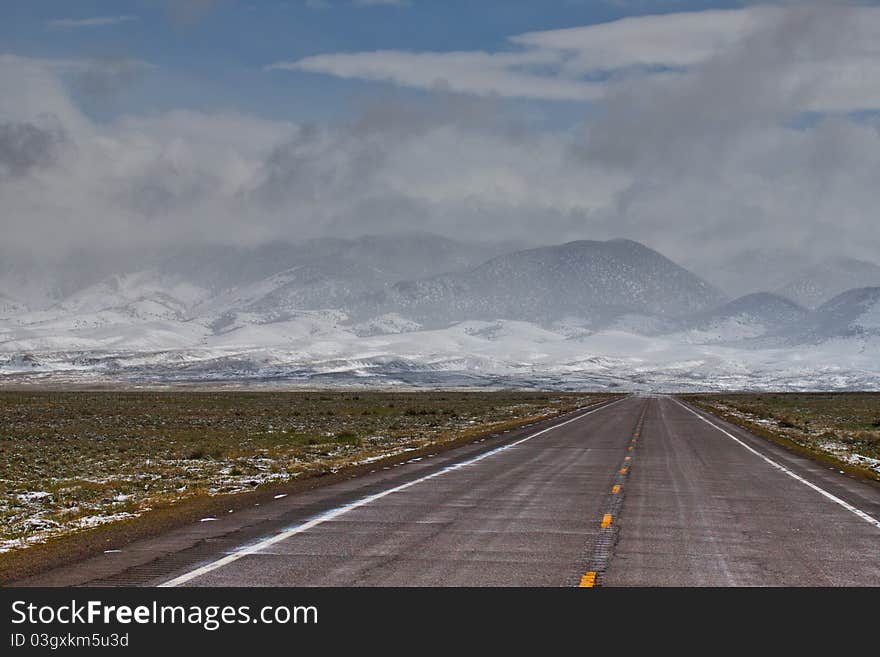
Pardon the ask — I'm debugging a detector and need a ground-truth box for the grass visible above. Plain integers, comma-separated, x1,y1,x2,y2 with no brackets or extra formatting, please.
0,390,609,558
684,392,880,480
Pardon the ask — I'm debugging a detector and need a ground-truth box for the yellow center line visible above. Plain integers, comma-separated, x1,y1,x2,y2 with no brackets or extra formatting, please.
601,513,613,528
619,467,628,474
612,484,621,494
579,572,597,587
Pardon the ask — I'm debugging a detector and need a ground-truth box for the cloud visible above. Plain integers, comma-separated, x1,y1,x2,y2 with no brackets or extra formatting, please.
0,122,66,177
0,54,156,104
0,54,623,258
272,5,880,112
4,4,880,280
574,2,880,268
48,16,139,30
271,50,606,100
510,7,761,71
0,55,93,133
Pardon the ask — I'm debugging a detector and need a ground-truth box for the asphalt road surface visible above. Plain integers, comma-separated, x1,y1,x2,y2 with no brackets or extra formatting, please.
15,396,880,587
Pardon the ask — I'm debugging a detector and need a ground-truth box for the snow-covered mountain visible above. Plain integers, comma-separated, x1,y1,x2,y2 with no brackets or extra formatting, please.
56,271,206,319
684,248,809,299
0,294,27,318
1,236,878,391
0,234,513,312
684,251,880,309
674,293,808,344
776,258,880,309
360,239,725,327
792,287,880,342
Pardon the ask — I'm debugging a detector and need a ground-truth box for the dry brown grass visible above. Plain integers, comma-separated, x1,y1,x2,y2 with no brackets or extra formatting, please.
0,390,607,555
685,392,880,480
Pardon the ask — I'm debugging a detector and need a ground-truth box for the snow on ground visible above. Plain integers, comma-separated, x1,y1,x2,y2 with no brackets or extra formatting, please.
1,309,878,390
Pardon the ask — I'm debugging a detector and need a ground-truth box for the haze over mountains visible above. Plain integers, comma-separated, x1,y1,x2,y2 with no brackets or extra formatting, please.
1,234,879,391
359,239,724,328
685,250,880,308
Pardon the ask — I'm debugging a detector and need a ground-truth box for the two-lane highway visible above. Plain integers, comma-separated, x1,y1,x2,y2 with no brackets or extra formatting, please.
160,396,640,586
14,395,880,587
604,397,880,586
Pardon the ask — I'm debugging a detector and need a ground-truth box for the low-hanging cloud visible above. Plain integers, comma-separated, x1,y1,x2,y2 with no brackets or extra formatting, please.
2,2,880,285
0,121,66,178
576,2,880,269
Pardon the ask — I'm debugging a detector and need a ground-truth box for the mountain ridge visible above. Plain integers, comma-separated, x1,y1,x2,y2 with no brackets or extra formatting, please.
357,238,726,327
1,236,878,391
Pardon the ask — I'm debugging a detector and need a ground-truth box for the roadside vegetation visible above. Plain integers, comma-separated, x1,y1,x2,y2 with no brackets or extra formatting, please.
686,392,880,480
0,390,606,555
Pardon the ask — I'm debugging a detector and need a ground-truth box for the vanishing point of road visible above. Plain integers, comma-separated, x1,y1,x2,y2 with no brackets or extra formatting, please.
15,396,880,587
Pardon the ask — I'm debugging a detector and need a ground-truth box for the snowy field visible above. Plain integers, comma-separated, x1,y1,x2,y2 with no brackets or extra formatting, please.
2,315,879,391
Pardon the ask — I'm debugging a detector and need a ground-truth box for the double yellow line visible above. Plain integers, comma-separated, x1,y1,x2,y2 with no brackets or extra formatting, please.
578,400,649,588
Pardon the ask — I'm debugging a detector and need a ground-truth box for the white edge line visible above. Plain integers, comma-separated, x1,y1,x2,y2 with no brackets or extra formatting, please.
674,398,880,531
159,396,627,587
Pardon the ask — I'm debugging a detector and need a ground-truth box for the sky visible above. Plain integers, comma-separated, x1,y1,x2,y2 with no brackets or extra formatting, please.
3,0,880,276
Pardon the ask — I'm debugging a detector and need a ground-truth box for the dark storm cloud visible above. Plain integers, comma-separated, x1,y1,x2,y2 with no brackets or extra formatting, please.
0,121,65,177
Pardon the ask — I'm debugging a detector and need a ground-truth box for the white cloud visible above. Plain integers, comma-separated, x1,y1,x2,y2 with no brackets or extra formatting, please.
271,5,880,112
48,15,140,30
0,54,624,257
5,3,880,275
273,49,606,100
511,7,763,71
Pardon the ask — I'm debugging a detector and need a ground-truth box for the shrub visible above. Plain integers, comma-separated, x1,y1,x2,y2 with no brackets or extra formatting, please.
186,445,223,459
333,431,359,446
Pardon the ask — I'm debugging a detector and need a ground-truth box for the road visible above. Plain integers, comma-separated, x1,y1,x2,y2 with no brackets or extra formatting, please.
15,396,880,587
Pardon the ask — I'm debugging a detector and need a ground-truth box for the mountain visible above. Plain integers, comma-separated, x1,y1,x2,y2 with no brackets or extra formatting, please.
56,271,207,319
1,237,878,391
359,239,726,327
156,234,515,293
683,251,880,308
683,248,808,299
674,292,808,343
790,287,880,343
776,258,880,309
0,294,27,318
1,234,515,312
186,234,517,327
0,233,521,352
